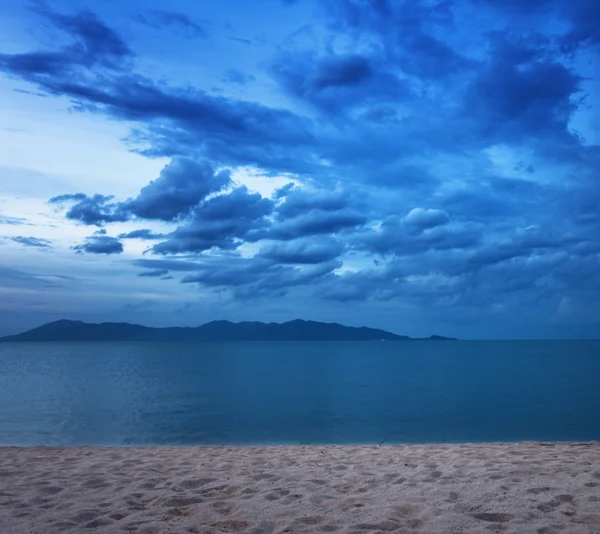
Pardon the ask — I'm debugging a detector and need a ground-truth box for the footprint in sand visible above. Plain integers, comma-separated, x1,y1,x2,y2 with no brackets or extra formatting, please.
211,500,240,515
81,477,112,489
472,512,514,523
264,488,290,501
180,477,217,489
526,487,552,495
296,516,324,525
51,521,78,529
392,503,424,518
252,473,279,482
354,520,404,532
537,494,574,513
70,509,102,523
35,486,64,496
445,491,460,503
162,495,204,507
213,519,251,532
84,517,114,528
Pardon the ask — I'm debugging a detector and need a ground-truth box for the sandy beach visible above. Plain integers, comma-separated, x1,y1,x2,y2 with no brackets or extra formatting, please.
1,442,599,534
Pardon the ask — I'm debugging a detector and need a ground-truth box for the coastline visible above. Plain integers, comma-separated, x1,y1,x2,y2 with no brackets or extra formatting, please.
2,442,600,533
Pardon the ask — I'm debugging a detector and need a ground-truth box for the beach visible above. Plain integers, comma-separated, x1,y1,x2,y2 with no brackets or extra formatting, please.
1,443,599,534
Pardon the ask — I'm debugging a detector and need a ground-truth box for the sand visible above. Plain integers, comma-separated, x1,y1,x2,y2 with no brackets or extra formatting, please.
1,443,600,534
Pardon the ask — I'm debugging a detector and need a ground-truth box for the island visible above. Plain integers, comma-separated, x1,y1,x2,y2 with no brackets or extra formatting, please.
0,319,456,342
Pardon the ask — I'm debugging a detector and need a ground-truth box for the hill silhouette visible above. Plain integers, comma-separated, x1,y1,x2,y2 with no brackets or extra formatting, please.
0,319,456,342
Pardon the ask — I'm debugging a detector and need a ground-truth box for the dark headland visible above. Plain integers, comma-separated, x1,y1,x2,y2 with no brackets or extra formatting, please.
0,319,456,342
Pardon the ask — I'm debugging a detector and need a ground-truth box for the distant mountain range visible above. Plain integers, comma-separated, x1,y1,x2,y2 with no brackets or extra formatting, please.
0,319,456,342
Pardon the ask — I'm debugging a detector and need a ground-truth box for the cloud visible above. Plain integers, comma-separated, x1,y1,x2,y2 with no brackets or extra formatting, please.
7,236,52,248
138,269,169,277
50,158,232,225
2,1,600,336
271,51,409,115
43,9,131,58
222,69,255,85
73,234,123,255
472,0,600,51
133,258,206,271
402,208,450,232
135,10,208,38
270,210,367,240
49,193,127,226
181,256,341,297
150,186,274,254
467,226,582,270
267,186,369,241
0,8,130,79
276,188,351,219
465,33,582,143
257,237,343,264
124,157,231,221
118,229,166,240
318,0,473,81
0,9,314,174
0,212,28,226
306,54,373,90
360,213,481,256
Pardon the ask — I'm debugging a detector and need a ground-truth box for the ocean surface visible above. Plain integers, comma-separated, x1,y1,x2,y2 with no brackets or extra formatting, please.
0,341,599,446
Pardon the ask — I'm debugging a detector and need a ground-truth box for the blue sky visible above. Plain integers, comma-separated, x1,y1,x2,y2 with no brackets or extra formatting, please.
0,0,599,338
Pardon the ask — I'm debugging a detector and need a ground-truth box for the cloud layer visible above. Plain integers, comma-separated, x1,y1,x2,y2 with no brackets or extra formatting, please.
0,0,599,337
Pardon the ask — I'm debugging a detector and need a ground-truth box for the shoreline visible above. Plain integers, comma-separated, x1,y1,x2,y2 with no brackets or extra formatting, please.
2,442,600,533
0,439,600,454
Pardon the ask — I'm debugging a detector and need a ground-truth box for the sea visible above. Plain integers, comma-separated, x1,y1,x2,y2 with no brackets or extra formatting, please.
0,340,599,446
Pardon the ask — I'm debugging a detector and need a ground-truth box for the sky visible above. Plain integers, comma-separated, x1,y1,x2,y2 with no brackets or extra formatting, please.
0,0,599,339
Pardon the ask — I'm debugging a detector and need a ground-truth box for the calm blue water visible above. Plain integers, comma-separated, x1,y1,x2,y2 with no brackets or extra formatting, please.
0,341,599,445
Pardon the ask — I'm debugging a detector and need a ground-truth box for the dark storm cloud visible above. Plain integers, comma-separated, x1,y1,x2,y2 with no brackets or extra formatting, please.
318,0,473,80
49,193,127,226
0,8,130,79
271,52,371,93
124,157,231,221
276,188,352,219
270,210,367,240
257,237,343,264
42,9,132,58
7,236,52,248
467,227,583,270
150,186,274,254
50,158,232,225
73,234,123,255
465,33,582,143
0,8,314,174
271,52,409,114
360,214,481,256
272,182,296,200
